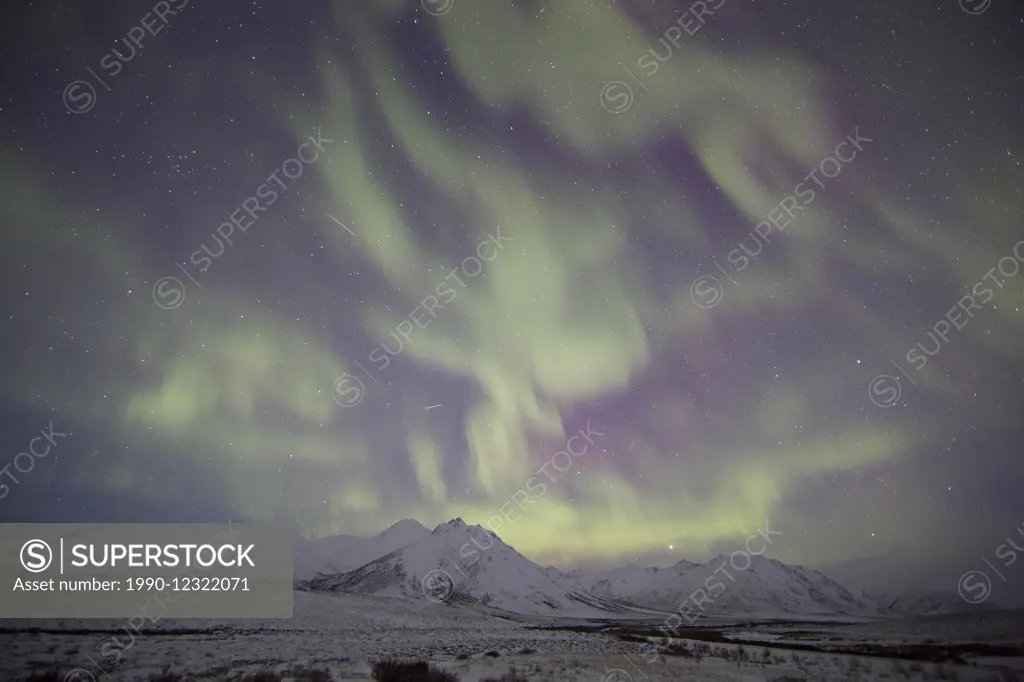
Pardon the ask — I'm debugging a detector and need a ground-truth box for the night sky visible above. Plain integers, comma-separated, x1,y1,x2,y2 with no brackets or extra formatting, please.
1,0,1022,601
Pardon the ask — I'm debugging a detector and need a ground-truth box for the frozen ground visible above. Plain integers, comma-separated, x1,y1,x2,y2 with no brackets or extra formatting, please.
1,592,1022,681
724,610,1024,647
1,591,631,680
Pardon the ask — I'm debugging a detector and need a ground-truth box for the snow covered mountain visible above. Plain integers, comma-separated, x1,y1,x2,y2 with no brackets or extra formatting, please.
571,555,871,618
301,518,634,617
569,562,688,602
862,589,1000,616
294,518,995,619
293,518,430,582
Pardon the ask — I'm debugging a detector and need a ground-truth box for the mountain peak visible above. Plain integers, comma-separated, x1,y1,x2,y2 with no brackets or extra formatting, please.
432,517,467,533
704,552,776,570
293,518,429,582
304,516,627,617
380,518,429,535
296,522,988,618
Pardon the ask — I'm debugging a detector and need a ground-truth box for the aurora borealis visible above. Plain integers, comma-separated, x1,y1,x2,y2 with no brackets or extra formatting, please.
1,0,1022,599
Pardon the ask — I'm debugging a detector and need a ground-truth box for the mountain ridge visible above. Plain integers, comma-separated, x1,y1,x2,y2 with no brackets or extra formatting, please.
295,518,997,618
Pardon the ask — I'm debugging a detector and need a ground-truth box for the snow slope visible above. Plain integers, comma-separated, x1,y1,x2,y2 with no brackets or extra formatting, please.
294,518,993,620
863,589,1000,616
573,555,871,617
302,518,634,617
293,519,429,582
569,562,692,602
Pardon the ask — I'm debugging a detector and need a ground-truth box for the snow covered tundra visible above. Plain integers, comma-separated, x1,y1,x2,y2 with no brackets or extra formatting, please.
2,590,1023,682
3,519,1022,681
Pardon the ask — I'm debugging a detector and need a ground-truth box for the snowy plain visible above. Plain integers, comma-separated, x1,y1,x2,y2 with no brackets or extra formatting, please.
2,591,1023,682
3,519,1022,681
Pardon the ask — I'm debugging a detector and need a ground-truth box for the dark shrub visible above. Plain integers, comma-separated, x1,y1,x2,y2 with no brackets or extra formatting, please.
371,660,458,682
18,672,68,682
481,671,529,682
292,668,332,682
149,674,195,682
242,673,282,682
